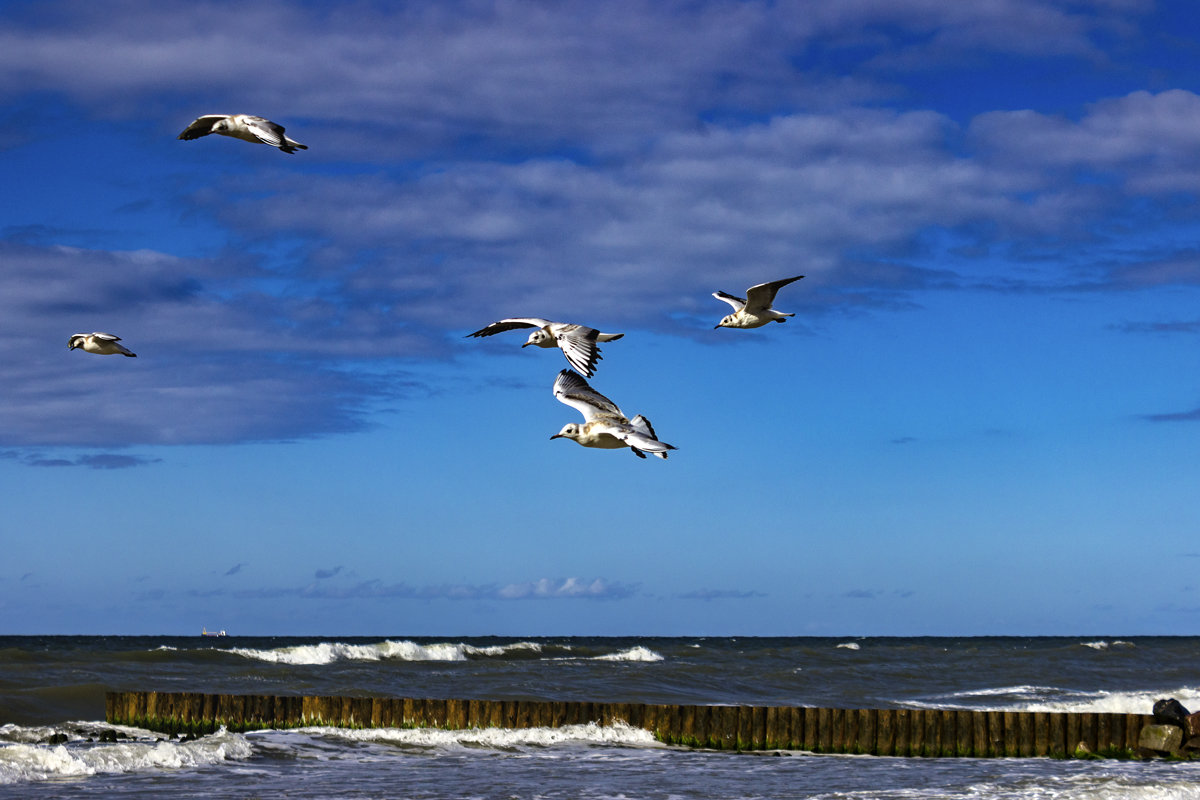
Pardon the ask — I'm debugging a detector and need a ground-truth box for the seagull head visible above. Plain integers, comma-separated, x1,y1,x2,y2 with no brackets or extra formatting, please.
68,334,86,350
715,315,736,329
551,423,582,442
523,330,552,348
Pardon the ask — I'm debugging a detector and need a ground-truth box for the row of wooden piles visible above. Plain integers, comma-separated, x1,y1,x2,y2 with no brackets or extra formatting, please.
106,692,1151,757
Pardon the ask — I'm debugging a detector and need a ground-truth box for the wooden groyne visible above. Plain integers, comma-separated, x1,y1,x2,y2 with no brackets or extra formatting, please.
107,691,1157,758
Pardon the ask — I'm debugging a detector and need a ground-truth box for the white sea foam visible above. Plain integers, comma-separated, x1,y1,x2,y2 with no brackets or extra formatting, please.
292,720,660,750
836,642,861,650
230,639,542,665
591,646,664,662
908,685,1200,714
1080,640,1136,650
0,726,251,785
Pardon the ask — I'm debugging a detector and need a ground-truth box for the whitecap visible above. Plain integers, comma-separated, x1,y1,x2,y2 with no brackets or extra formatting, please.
295,720,660,750
1080,640,1136,650
231,639,544,665
0,727,251,785
592,646,664,662
906,685,1200,714
836,642,861,650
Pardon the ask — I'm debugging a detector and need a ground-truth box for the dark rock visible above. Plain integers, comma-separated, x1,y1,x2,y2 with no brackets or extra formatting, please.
1153,698,1190,728
1187,711,1200,738
42,733,69,745
97,729,119,743
1139,723,1183,754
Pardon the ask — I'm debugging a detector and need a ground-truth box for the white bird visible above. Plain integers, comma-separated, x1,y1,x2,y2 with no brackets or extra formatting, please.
68,332,137,357
550,369,674,459
713,275,805,329
467,318,624,377
177,114,307,153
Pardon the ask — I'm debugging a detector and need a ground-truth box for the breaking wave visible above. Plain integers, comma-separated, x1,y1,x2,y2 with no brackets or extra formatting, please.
590,646,663,662
229,639,543,665
908,685,1200,714
295,720,660,749
0,725,250,785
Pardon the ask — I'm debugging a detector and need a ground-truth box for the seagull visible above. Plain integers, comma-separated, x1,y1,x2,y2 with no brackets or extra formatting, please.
712,275,805,329
68,332,137,357
550,369,675,459
177,114,308,153
467,318,624,377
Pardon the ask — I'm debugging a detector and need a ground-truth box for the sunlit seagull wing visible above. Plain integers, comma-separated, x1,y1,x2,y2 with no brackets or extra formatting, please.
553,369,623,422
626,415,671,459
466,318,553,337
553,325,603,376
744,275,804,314
242,116,288,148
176,115,225,140
712,291,746,311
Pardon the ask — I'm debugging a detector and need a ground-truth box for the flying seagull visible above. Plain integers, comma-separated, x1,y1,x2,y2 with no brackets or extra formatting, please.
68,332,137,357
550,369,674,459
177,114,308,153
467,318,624,377
712,275,805,329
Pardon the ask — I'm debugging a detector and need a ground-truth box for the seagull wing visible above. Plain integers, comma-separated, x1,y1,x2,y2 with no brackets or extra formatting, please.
744,275,804,313
712,291,746,311
177,115,226,140
553,369,623,422
627,415,674,459
90,332,122,342
551,324,602,377
241,116,287,148
615,422,674,459
466,318,552,338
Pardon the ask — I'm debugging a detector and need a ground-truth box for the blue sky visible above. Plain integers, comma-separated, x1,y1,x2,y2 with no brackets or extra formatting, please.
3,0,1200,636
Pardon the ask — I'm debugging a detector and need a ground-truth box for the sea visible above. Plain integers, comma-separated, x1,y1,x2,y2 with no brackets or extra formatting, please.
2,635,1199,799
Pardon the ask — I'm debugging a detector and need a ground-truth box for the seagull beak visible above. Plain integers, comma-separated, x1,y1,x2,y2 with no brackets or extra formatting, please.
550,433,562,440
521,342,531,348
713,323,722,329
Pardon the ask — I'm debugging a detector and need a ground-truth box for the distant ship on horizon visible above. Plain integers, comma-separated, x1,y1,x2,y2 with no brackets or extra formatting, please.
201,628,227,637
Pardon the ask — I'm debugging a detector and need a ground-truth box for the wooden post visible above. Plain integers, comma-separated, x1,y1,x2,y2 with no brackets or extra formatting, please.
718,706,739,750
1034,712,1049,757
858,709,876,755
1080,713,1097,754
816,710,835,753
1096,713,1112,753
894,709,911,757
1066,713,1081,755
831,708,847,754
972,711,989,757
1017,712,1034,757
678,705,697,747
956,711,973,757
924,710,942,757
938,710,956,758
876,709,895,756
1048,711,1066,758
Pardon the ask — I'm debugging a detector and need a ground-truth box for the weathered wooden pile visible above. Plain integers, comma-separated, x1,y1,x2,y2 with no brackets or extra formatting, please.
105,691,1181,758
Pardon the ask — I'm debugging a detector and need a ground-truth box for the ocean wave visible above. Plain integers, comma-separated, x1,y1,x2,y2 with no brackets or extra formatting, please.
836,642,861,650
590,646,664,663
0,726,251,785
289,720,660,750
908,685,1200,714
1080,640,1136,650
230,639,543,666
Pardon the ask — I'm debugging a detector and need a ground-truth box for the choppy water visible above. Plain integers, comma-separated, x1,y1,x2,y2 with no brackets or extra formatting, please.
2,636,1199,798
